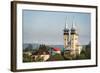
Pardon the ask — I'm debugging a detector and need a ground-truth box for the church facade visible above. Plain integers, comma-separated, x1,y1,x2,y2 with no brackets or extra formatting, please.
63,19,82,59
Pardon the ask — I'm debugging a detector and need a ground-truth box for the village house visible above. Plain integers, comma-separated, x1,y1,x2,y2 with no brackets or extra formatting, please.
32,50,50,61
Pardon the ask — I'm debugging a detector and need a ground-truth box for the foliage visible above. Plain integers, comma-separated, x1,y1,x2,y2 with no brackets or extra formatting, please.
48,54,64,61
23,53,33,62
23,44,33,52
63,51,74,60
76,42,91,59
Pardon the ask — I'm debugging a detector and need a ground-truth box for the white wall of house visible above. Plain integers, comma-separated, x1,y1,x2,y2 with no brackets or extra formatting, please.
34,55,50,61
54,51,61,54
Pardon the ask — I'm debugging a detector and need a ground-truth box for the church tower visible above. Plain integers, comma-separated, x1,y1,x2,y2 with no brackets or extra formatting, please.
70,21,79,56
63,19,69,49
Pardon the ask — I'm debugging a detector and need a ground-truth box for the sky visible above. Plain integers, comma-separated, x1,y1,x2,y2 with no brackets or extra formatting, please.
22,10,91,45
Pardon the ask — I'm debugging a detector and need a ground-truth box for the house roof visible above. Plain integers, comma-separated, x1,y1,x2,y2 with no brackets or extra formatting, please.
53,48,60,51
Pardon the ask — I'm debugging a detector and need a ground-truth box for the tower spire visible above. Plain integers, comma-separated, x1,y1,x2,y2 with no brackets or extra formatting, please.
72,16,76,29
65,16,68,29
72,16,74,29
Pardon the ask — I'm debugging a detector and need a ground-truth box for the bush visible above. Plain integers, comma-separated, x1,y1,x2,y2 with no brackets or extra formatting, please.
23,53,33,62
48,54,64,61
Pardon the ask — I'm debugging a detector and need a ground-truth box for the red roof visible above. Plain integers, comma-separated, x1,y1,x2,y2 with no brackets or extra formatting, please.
53,48,60,51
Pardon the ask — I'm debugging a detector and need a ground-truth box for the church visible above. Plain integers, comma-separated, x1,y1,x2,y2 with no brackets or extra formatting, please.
63,18,82,59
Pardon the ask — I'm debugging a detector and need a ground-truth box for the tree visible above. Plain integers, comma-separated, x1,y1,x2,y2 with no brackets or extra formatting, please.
76,42,91,59
85,42,91,59
48,54,64,61
23,53,33,62
23,44,33,52
38,44,49,53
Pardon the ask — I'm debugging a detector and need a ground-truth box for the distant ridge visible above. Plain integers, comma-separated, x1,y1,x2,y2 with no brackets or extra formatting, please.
23,43,64,50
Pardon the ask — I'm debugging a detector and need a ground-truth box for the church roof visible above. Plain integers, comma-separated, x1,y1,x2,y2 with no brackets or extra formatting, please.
64,28,69,32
